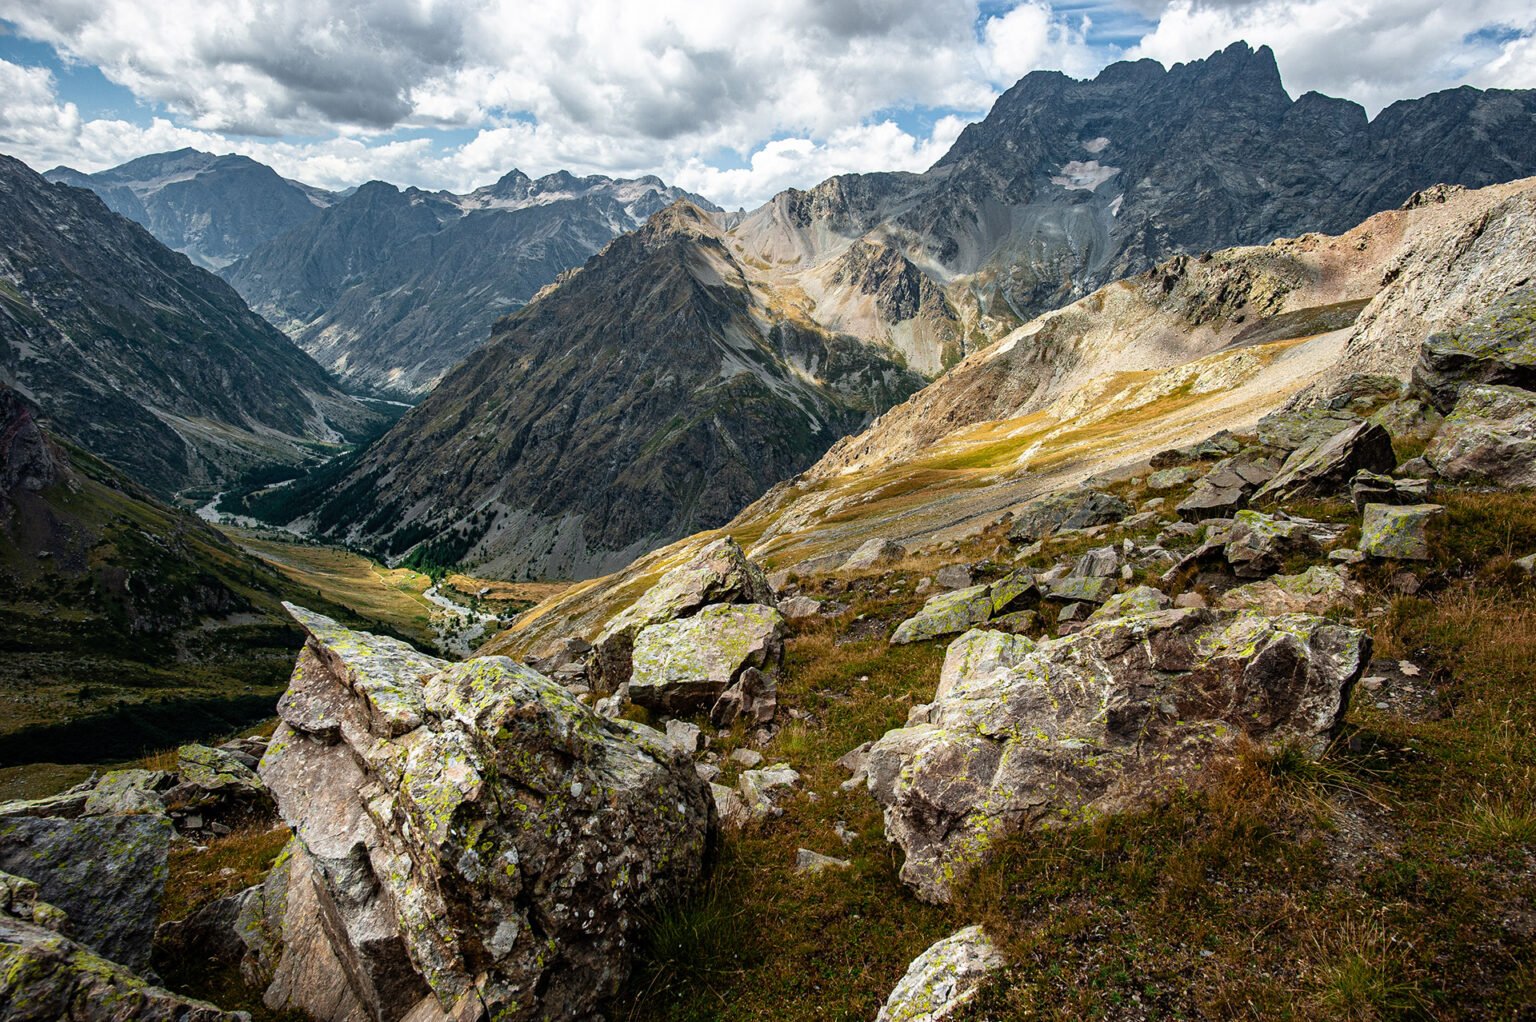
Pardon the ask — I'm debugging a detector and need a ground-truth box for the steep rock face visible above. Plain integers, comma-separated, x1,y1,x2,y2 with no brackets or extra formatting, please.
728,43,1536,372
0,155,380,495
224,170,718,396
260,606,713,1021
305,203,923,580
45,148,335,270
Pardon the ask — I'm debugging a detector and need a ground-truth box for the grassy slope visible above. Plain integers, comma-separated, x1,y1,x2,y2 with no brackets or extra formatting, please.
615,485,1536,1022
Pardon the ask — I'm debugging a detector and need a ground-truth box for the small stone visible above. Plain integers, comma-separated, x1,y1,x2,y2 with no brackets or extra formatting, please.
730,749,763,768
1360,677,1386,691
778,595,824,619
665,720,704,757
794,849,851,875
834,821,858,846
934,564,974,590
1173,592,1207,609
694,763,721,783
1329,548,1366,564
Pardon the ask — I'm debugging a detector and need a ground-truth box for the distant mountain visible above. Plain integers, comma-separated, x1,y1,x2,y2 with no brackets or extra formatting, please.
44,148,335,270
724,41,1536,374
0,381,301,762
284,202,924,579
0,154,382,496
222,169,720,397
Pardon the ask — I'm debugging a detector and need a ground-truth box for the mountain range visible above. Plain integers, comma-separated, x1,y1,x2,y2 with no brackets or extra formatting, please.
0,156,381,497
44,148,336,270
221,170,716,396
280,43,1536,582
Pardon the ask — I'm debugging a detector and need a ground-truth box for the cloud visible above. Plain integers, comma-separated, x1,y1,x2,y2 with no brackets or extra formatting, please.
1,1,1533,208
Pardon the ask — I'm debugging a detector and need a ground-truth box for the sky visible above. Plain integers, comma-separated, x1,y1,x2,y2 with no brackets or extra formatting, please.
1,0,1533,211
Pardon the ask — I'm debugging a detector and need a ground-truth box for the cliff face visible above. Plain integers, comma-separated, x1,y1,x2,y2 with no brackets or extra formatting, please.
223,171,719,397
304,202,924,580
0,155,380,496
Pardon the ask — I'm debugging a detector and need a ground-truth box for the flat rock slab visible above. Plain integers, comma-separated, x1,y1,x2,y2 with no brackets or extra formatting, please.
0,813,171,975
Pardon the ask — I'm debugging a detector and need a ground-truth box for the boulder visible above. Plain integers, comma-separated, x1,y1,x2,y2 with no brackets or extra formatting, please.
1146,466,1201,490
1068,545,1120,578
1255,407,1362,452
711,784,752,829
1175,476,1249,521
1007,490,1129,543
1087,585,1173,623
1359,503,1445,561
1254,422,1397,503
1424,384,1536,488
82,769,168,817
1150,430,1242,467
1166,510,1324,581
1218,565,1362,616
592,536,775,692
1412,286,1536,412
891,585,996,645
778,595,823,620
665,720,705,757
1349,470,1430,511
162,744,272,827
259,605,713,1022
0,915,245,1022
737,764,801,821
629,603,784,716
842,538,907,572
866,610,1367,901
875,925,1005,1022
0,813,171,974
710,666,779,728
1040,576,1114,604
934,564,974,590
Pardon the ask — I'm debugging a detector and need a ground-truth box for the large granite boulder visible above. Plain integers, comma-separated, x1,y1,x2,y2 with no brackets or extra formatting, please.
0,915,244,1022
1413,286,1536,412
866,610,1368,902
891,571,1038,645
875,925,1005,1022
0,813,171,974
841,538,907,572
259,605,714,1022
629,603,784,716
1254,421,1397,503
1218,565,1362,616
1424,384,1536,488
1007,490,1129,543
592,536,775,693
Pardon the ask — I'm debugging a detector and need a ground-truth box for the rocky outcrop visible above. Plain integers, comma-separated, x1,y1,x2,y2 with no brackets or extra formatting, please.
0,813,172,974
867,611,1367,902
591,536,776,694
1412,286,1536,412
259,605,713,1021
842,538,907,572
1424,385,1536,488
1165,510,1329,581
1255,422,1397,503
1218,565,1361,615
876,925,1005,1022
629,603,784,716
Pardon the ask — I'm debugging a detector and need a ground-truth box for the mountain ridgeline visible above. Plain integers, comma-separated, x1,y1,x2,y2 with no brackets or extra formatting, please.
298,202,925,579
0,156,381,497
283,43,1536,583
44,148,336,270
220,170,719,397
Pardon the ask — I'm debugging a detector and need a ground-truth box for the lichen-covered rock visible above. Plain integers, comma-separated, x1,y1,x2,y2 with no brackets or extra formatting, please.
162,746,272,828
629,603,784,716
1041,575,1115,604
778,595,823,619
82,770,168,817
1349,470,1430,511
710,666,778,728
891,585,995,645
0,871,65,933
1069,545,1120,578
1255,421,1397,502
1359,503,1445,560
592,536,775,692
1255,407,1361,452
1219,565,1362,615
0,813,171,973
1146,466,1201,490
1008,490,1129,543
1424,384,1536,488
1088,585,1173,622
737,764,801,821
259,606,714,1022
1167,510,1325,580
0,915,246,1022
842,538,908,572
875,925,1005,1022
1172,447,1287,522
866,610,1367,902
1412,285,1536,412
